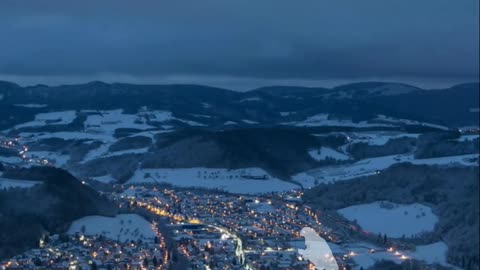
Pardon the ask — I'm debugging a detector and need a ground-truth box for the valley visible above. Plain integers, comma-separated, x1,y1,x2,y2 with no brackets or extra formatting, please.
0,81,478,270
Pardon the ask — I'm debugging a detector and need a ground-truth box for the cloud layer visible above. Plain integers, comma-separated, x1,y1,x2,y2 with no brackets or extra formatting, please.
0,0,478,88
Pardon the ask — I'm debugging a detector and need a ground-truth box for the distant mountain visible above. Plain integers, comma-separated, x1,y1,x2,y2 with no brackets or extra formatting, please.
0,81,478,130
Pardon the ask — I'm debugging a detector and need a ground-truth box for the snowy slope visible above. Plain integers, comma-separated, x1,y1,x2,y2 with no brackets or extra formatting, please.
297,153,479,187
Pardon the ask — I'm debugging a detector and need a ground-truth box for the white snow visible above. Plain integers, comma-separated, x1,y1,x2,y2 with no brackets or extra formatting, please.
126,167,300,194
91,174,116,183
338,242,405,269
338,201,438,238
238,97,262,102
0,156,23,164
103,147,150,158
469,108,480,113
291,173,317,188
346,131,420,146
288,114,395,128
189,113,212,118
309,147,350,161
411,242,448,266
375,115,449,130
138,110,175,122
68,214,156,243
20,131,113,141
303,153,479,186
82,142,113,163
25,151,70,167
84,109,153,134
15,111,77,129
247,202,274,213
138,110,206,126
298,227,338,270
242,119,259,124
13,104,48,108
280,112,295,117
176,119,206,126
329,240,450,270
457,135,479,142
0,177,40,189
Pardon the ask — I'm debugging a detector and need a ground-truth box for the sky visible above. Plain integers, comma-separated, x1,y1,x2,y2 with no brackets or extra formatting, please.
0,0,478,90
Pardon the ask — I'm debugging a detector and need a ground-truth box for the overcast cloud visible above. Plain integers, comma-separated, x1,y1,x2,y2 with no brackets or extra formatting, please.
0,0,478,89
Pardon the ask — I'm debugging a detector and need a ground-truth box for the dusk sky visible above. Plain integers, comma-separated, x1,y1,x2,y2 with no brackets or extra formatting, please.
0,0,478,90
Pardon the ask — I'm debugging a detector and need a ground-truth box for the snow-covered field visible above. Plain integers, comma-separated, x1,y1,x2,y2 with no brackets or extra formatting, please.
126,167,300,194
375,115,449,130
15,111,77,129
411,242,449,265
309,147,350,161
327,241,450,270
138,110,205,126
296,153,479,187
346,131,420,146
287,114,395,128
0,177,40,189
68,214,156,243
338,201,438,237
14,109,205,163
84,109,153,134
20,131,113,141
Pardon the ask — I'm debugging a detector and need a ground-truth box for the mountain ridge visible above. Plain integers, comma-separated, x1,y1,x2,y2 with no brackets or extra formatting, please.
0,81,478,129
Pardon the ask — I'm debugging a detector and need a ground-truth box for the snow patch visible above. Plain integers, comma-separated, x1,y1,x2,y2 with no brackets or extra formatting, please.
68,214,156,243
304,153,479,185
25,151,70,167
242,119,259,124
411,242,448,266
91,174,116,183
16,111,77,129
375,115,449,130
309,147,350,161
298,227,338,270
126,167,299,194
338,201,438,237
289,114,395,128
14,104,48,108
0,177,40,189
239,97,262,102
